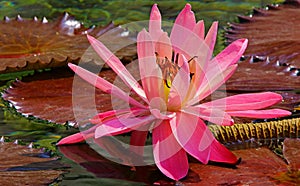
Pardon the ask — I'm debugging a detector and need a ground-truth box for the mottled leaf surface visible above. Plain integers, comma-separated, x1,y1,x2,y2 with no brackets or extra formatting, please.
0,141,66,186
0,13,137,73
283,138,300,172
226,1,300,69
59,143,300,185
2,67,120,126
224,0,300,111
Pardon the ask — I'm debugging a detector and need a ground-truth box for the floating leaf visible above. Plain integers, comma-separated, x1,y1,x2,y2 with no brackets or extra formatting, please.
189,147,290,185
224,0,300,110
59,143,300,185
0,141,66,185
225,0,300,90
0,12,133,73
283,138,300,172
2,67,119,126
226,58,300,92
226,1,300,70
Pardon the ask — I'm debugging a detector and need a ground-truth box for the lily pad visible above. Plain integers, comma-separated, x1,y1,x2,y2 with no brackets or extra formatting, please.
226,57,300,92
226,0,300,71
224,0,300,110
0,140,66,185
283,138,300,172
0,13,115,73
2,67,120,126
59,142,300,185
189,147,293,185
226,0,300,68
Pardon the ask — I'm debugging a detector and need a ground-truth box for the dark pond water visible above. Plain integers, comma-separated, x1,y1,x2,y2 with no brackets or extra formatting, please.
0,0,288,185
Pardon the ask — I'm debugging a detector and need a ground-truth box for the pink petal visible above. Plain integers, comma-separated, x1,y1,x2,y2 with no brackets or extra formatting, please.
68,63,146,109
95,115,155,138
57,132,85,145
90,107,147,124
150,108,176,120
155,32,172,60
152,120,189,180
227,109,291,118
149,4,164,42
137,30,165,101
168,55,190,109
193,20,205,39
170,4,196,55
204,21,218,59
57,125,98,145
186,39,248,106
207,38,248,71
130,130,149,156
182,105,234,126
184,57,205,103
87,35,148,103
209,139,239,164
170,112,213,164
173,4,196,31
188,64,238,106
202,92,283,111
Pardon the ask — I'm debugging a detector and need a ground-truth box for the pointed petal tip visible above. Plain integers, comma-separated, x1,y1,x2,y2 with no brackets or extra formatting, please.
86,34,98,44
68,62,75,68
68,63,77,72
152,3,158,9
56,133,85,146
184,3,192,10
150,3,161,21
238,38,249,46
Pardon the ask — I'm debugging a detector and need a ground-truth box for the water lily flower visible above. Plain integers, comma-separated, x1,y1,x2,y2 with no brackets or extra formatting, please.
57,4,291,180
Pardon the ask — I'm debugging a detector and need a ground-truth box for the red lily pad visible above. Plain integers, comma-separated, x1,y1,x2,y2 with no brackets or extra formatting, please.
59,143,300,185
189,147,293,185
226,57,300,92
0,13,122,73
0,141,66,185
283,138,300,172
224,0,300,110
2,67,121,126
225,0,300,91
226,0,300,70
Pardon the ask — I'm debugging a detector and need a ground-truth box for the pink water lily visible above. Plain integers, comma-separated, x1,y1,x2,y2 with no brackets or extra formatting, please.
58,4,291,180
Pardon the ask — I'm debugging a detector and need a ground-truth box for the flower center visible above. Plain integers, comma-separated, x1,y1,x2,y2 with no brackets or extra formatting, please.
156,52,180,89
156,52,197,91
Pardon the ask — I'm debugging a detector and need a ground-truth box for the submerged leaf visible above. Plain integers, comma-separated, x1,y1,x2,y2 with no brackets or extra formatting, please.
0,141,66,185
